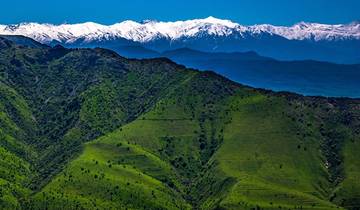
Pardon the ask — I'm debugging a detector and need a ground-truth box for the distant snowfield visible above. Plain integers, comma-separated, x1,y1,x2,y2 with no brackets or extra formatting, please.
1,16,359,44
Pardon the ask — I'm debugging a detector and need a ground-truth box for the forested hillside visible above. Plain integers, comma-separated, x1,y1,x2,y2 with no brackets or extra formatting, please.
0,36,359,209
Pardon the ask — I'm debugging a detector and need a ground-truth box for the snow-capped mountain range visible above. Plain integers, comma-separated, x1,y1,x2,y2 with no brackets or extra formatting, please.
1,16,359,44
1,17,359,64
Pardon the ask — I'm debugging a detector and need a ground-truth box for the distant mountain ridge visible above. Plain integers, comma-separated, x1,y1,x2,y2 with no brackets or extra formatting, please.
114,46,360,98
1,17,360,63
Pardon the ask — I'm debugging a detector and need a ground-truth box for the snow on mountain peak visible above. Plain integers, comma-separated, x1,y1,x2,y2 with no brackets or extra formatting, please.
0,17,359,44
200,16,238,27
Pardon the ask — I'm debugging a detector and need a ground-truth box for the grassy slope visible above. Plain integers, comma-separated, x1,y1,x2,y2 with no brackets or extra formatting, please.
31,71,360,209
214,94,336,209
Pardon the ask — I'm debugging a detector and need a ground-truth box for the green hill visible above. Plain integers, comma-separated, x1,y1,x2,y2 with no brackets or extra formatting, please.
0,36,359,209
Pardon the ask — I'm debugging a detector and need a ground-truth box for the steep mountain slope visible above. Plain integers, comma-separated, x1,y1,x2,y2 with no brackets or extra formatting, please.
1,17,360,63
29,74,360,210
0,36,359,209
0,36,194,191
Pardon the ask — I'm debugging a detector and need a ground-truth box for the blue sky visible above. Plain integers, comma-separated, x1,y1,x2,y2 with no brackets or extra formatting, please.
1,0,359,25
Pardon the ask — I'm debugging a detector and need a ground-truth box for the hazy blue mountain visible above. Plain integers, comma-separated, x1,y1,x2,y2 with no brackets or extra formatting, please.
111,46,360,98
113,45,160,58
